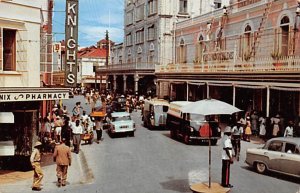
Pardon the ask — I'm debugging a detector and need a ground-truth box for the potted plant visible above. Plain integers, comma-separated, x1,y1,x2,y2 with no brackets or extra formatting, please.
271,50,282,67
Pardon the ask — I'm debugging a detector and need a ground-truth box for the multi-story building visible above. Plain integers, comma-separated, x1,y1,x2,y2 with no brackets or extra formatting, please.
156,0,300,121
0,0,69,169
104,0,229,95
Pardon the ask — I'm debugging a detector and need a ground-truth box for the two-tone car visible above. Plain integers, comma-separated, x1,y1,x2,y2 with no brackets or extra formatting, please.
108,112,136,137
245,137,300,178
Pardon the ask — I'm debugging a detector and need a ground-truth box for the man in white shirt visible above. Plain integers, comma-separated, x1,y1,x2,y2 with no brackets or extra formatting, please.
222,126,234,188
71,119,83,154
284,121,294,137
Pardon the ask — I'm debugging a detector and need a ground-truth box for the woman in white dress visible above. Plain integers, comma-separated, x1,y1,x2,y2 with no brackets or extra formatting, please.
259,116,266,141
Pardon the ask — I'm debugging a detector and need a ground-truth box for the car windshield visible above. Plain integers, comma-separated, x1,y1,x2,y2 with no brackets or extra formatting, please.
112,116,131,122
189,113,205,121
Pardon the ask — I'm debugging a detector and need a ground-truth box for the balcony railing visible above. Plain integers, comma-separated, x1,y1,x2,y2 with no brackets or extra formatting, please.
98,62,156,71
155,56,300,73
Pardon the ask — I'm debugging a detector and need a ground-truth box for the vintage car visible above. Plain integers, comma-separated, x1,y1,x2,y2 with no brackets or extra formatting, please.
108,112,135,137
245,137,300,178
166,101,221,145
142,99,169,129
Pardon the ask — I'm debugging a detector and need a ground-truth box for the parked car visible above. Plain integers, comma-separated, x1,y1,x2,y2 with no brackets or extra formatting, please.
245,137,300,178
166,101,221,145
142,99,169,129
108,112,135,137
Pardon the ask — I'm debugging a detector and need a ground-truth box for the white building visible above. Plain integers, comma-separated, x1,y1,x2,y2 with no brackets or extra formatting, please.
0,0,69,169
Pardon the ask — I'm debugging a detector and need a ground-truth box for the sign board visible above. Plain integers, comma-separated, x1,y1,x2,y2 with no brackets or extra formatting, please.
0,92,69,102
65,0,79,87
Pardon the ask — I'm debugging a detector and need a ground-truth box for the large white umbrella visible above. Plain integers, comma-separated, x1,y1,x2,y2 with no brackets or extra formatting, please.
181,98,242,189
180,98,241,116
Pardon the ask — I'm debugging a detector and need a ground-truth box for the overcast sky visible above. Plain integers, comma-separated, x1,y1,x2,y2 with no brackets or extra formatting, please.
53,0,124,47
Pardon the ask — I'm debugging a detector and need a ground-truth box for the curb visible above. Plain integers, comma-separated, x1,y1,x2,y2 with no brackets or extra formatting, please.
78,149,94,184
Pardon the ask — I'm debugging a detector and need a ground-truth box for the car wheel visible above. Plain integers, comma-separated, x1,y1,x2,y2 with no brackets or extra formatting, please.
129,131,135,137
211,139,218,145
170,130,176,139
256,162,267,174
184,134,190,145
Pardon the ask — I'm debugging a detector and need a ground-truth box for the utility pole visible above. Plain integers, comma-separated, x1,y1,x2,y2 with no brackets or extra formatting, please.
105,30,109,66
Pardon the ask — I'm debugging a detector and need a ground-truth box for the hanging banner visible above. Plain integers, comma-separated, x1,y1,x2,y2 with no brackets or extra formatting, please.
65,0,79,87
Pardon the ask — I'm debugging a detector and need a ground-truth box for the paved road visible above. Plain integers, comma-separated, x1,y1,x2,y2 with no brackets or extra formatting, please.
0,95,299,193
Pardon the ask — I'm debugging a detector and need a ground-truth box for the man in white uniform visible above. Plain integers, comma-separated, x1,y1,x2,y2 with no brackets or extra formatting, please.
221,126,234,188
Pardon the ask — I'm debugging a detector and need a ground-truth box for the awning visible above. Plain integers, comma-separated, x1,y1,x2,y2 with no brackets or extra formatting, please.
0,112,14,123
0,141,15,156
0,87,70,102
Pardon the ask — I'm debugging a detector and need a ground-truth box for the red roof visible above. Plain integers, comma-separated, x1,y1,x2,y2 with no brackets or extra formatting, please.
78,46,107,58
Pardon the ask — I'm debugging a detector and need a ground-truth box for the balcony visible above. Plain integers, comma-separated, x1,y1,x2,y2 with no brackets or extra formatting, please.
155,55,300,74
97,62,156,74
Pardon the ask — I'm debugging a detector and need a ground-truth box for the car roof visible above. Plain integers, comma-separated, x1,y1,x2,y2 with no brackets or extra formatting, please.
268,137,300,145
111,112,130,117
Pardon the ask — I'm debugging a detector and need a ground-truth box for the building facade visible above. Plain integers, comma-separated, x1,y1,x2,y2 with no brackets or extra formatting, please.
0,0,69,169
104,0,229,95
156,0,300,121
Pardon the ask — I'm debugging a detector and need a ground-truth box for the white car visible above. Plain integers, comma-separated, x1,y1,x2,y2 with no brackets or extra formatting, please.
108,112,136,137
245,137,300,178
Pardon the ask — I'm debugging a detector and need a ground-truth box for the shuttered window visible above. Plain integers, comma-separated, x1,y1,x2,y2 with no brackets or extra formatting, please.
3,28,16,71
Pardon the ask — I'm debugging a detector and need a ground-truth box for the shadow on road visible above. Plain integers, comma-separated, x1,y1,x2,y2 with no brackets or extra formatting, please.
160,178,190,193
240,166,300,184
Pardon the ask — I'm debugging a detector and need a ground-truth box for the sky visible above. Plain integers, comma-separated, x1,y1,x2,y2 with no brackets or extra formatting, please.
53,0,124,47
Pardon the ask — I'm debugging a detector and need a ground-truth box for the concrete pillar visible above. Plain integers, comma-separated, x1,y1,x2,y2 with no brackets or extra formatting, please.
233,84,236,106
106,76,109,90
186,82,189,101
123,74,127,93
134,74,139,94
266,86,270,117
206,82,209,99
113,75,117,91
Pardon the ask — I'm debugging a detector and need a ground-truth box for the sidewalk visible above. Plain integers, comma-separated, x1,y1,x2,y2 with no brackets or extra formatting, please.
0,148,94,193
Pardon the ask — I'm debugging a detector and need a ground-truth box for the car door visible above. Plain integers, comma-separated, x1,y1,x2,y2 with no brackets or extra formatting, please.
266,140,284,171
277,142,300,176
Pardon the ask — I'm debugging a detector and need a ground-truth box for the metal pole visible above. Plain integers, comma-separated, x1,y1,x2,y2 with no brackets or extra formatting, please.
186,82,189,101
266,86,270,117
208,119,211,188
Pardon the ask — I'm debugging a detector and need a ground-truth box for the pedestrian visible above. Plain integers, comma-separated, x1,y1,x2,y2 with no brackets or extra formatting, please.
95,117,103,144
231,121,243,161
244,116,252,142
71,119,83,154
54,116,63,143
72,102,82,118
30,141,43,191
250,110,258,136
284,121,294,137
271,114,281,137
61,116,72,147
221,126,234,188
258,115,266,141
53,138,72,187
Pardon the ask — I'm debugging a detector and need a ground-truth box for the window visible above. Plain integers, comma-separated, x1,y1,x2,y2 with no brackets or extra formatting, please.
148,51,154,63
284,143,296,154
118,56,123,64
148,0,157,15
126,11,134,26
239,25,252,60
136,28,144,44
195,35,204,63
126,33,133,46
147,25,155,40
136,5,144,21
1,28,16,71
268,141,283,152
177,39,187,63
179,0,188,14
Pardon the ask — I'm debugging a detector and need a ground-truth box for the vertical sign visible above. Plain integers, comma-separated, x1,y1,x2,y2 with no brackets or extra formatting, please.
65,0,78,87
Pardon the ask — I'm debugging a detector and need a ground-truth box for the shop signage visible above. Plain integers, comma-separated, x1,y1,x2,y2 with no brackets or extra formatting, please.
0,92,69,102
65,0,79,87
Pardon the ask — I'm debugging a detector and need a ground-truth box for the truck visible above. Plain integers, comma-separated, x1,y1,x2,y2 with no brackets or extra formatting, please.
166,101,221,145
142,99,169,129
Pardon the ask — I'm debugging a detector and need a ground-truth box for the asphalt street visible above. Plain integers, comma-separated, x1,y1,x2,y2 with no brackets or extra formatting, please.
0,95,299,193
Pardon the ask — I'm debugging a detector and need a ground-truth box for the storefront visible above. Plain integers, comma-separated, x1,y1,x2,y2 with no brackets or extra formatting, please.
0,87,69,170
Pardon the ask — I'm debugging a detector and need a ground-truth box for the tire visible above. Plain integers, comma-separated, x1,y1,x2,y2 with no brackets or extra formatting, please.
184,134,190,145
256,162,267,174
170,129,176,139
129,131,135,137
211,139,218,146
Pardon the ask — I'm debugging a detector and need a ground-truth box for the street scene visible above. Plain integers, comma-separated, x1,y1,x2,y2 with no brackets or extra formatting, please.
0,0,300,193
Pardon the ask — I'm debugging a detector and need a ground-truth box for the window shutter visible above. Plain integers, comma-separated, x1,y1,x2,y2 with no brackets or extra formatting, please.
273,28,278,53
176,47,180,63
288,25,295,55
184,45,187,63
238,35,243,58
277,27,282,54
195,43,199,61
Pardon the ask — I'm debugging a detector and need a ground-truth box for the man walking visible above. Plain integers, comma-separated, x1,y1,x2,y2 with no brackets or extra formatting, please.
221,126,234,188
53,138,72,187
30,141,43,191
